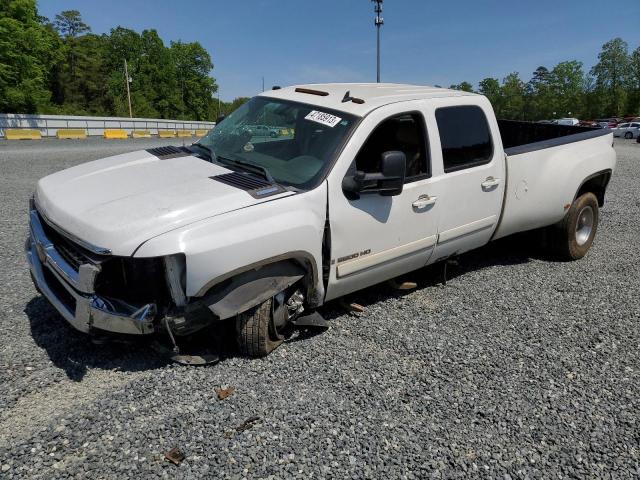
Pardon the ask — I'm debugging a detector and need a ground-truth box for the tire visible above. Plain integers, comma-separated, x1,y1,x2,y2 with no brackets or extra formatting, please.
625,132,633,139
236,298,284,357
550,192,599,260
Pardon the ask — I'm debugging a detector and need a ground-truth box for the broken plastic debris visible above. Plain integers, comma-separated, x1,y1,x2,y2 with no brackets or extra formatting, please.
339,299,365,313
215,386,235,400
164,447,185,465
236,416,260,432
388,278,418,290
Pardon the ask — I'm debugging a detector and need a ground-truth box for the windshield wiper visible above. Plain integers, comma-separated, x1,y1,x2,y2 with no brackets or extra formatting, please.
217,156,276,184
190,143,216,162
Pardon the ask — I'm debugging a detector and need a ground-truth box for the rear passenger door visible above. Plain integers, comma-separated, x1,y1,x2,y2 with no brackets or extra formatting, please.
428,99,506,262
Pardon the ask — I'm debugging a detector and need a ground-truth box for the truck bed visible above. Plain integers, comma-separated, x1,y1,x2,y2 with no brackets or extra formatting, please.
497,120,606,154
493,121,615,240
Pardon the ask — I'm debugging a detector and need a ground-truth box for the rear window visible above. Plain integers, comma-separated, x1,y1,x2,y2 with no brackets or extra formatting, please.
435,106,493,173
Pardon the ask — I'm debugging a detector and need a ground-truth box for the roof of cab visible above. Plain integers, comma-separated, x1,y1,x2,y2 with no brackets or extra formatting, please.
258,83,478,117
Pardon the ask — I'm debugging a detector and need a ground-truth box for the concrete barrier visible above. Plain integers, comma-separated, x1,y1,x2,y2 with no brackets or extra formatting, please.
56,129,87,139
104,129,128,139
177,130,193,138
4,129,41,140
195,129,209,137
0,113,215,138
158,130,176,138
132,130,152,138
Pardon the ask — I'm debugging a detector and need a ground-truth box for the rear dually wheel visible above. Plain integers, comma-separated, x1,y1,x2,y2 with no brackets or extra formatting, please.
550,192,599,260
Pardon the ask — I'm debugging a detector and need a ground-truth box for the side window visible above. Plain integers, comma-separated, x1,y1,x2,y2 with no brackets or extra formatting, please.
435,106,493,173
354,113,429,181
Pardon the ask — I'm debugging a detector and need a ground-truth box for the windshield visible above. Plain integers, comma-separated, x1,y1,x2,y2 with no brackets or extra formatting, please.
198,97,358,189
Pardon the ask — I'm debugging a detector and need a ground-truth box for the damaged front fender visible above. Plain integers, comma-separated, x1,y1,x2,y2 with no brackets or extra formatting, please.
199,261,306,320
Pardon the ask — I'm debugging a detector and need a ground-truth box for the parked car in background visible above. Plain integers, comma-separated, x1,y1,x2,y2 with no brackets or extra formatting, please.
595,119,618,129
246,125,280,138
556,118,580,126
613,122,640,139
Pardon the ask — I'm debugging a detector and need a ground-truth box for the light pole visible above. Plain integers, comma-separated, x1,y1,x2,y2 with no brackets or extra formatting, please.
124,59,133,118
372,0,383,83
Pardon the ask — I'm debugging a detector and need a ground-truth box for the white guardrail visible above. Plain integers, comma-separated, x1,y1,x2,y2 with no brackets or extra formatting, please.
0,113,215,137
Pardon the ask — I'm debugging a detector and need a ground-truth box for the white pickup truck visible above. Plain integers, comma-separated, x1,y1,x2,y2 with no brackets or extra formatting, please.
27,83,616,357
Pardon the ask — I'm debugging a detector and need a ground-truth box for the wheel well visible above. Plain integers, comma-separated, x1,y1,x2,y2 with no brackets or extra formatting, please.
193,254,320,320
576,170,611,207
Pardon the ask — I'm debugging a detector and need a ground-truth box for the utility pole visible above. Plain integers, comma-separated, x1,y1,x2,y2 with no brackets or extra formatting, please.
372,0,383,83
124,59,133,118
262,76,265,92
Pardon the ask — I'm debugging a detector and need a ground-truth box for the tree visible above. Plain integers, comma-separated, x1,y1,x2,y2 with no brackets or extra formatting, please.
54,10,90,38
219,97,250,117
548,61,584,118
449,81,474,93
627,47,640,115
591,38,631,116
526,66,553,120
501,73,526,120
478,77,502,115
0,0,62,112
170,41,217,120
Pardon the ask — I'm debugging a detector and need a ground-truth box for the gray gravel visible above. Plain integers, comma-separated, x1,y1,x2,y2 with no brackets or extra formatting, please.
0,137,639,479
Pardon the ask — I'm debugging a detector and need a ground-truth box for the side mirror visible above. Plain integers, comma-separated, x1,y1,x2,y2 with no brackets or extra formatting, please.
215,113,226,125
378,151,406,196
342,150,406,199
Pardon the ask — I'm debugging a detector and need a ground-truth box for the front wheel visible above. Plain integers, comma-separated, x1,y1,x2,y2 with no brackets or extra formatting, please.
236,298,283,357
549,192,599,260
625,132,633,139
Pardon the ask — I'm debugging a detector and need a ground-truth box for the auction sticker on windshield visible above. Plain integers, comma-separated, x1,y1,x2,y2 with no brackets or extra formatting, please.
305,110,342,128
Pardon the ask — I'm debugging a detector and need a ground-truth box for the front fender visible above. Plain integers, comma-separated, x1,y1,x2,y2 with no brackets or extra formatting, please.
134,182,327,299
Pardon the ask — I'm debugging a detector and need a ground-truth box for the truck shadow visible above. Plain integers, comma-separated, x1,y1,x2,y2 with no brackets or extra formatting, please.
317,231,552,322
24,297,170,381
24,233,551,376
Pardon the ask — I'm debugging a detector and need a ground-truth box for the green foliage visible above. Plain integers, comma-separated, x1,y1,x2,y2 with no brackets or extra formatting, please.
478,77,502,112
590,38,631,117
0,0,62,112
218,97,250,117
449,81,474,92
2,3,639,120
54,10,89,38
0,4,227,119
442,39,640,120
501,73,526,119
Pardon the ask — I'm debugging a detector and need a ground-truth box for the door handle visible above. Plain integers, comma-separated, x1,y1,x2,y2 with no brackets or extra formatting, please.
412,195,437,209
481,177,501,190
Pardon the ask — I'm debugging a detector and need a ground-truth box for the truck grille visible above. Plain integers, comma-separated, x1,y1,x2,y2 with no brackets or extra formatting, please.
36,211,101,268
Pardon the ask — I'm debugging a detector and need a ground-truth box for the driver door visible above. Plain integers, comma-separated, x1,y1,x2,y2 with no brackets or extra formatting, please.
325,103,441,301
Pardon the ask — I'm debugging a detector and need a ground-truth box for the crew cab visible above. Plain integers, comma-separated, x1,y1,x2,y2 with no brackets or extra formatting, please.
27,83,616,357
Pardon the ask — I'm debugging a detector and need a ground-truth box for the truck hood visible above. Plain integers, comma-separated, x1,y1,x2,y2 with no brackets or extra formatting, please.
35,148,294,255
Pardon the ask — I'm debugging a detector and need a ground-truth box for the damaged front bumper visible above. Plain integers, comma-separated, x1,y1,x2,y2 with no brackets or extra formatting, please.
26,209,157,336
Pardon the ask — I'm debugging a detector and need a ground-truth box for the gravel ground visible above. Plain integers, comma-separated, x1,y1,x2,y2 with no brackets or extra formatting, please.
0,137,639,479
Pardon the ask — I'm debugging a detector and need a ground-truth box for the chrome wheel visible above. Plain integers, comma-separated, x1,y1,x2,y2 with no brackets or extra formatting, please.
575,205,594,246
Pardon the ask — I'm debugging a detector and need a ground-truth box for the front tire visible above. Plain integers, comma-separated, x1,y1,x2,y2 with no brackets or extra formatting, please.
236,297,285,357
625,132,633,139
550,192,599,260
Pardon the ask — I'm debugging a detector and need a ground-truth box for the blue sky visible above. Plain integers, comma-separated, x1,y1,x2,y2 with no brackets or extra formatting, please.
38,0,640,101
